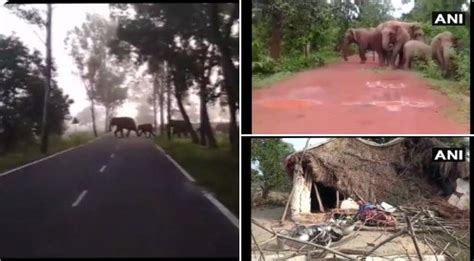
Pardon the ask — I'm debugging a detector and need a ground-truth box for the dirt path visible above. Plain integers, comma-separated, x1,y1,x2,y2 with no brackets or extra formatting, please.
252,55,469,134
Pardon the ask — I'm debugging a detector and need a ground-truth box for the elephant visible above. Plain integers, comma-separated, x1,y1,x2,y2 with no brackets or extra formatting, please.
402,40,432,70
167,120,190,138
376,20,424,41
109,117,139,137
378,24,411,68
377,21,424,68
137,123,156,138
431,31,462,77
341,27,386,65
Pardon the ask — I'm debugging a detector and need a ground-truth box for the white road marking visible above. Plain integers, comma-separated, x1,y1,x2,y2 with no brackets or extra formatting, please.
99,165,107,173
154,143,238,228
71,190,88,207
155,144,165,154
166,155,196,182
110,153,115,159
203,192,239,229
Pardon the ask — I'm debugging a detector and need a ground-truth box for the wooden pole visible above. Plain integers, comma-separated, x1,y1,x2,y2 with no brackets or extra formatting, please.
336,190,340,209
313,182,325,212
280,138,311,223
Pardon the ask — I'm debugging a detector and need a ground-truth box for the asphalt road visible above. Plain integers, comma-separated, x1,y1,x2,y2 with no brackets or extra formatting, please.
0,135,239,257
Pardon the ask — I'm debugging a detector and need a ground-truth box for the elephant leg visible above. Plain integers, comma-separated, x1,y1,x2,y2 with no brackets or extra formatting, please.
358,46,367,64
114,129,119,137
126,129,131,137
403,55,410,70
390,46,401,69
376,50,385,66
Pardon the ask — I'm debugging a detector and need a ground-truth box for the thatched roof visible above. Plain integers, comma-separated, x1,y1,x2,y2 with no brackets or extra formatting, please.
284,138,469,206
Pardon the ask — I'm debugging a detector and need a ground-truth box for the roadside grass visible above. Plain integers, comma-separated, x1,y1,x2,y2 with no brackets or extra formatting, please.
0,132,96,173
253,71,294,90
423,78,470,125
252,54,341,90
154,135,239,217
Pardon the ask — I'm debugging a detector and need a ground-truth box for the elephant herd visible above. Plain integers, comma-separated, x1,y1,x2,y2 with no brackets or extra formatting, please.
342,20,462,76
109,117,156,138
108,117,224,138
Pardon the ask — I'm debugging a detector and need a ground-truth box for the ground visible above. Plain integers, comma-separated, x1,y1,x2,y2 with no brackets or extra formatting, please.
252,55,469,134
251,206,446,259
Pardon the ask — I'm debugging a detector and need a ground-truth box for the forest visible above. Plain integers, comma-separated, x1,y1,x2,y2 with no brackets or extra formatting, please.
252,0,470,89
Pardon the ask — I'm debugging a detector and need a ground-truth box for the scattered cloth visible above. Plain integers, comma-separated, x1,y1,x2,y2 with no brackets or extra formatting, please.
357,202,396,226
340,197,359,210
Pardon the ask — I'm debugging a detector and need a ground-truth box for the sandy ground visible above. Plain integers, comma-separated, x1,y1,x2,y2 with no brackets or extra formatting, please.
251,206,435,258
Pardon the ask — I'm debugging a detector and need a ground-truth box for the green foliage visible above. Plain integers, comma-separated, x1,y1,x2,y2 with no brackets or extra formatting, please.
252,0,394,76
416,59,444,80
0,35,73,153
252,56,280,74
279,53,325,72
251,138,294,197
453,48,470,85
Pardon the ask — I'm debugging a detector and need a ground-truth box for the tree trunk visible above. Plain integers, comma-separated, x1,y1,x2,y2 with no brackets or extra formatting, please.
209,4,239,154
104,105,109,132
165,61,171,140
199,83,217,148
40,4,52,154
269,10,283,60
90,100,98,137
261,186,271,200
158,75,165,136
152,74,158,132
175,92,199,144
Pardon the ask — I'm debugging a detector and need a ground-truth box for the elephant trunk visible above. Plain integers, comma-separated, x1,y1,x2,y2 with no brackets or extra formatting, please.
442,44,455,75
382,34,392,52
342,39,350,61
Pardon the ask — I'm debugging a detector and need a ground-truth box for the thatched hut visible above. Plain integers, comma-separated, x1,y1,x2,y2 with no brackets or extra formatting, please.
283,138,469,219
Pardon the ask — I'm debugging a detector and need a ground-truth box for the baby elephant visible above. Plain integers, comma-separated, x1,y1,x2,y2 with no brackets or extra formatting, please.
403,40,432,70
431,31,462,77
137,123,156,138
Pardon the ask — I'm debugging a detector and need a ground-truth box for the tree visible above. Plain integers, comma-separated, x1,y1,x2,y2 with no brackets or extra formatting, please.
94,63,128,132
208,3,239,152
251,138,295,200
65,13,130,136
0,35,72,153
110,4,239,151
6,4,53,153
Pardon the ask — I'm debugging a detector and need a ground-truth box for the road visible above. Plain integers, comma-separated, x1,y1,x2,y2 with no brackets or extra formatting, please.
0,135,238,257
252,55,469,134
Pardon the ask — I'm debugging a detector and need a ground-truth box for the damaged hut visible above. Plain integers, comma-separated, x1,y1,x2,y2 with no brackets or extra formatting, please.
283,138,469,220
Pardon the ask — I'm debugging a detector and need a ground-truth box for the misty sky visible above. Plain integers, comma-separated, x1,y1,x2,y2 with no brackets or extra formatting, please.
0,4,233,123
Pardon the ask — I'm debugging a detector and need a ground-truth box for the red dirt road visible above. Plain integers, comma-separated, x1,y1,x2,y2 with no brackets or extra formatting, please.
252,55,469,134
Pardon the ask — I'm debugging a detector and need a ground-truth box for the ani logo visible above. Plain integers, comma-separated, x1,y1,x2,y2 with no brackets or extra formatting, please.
432,11,466,26
432,148,466,162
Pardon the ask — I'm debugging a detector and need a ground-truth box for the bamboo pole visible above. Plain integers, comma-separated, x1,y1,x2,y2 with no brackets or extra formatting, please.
313,182,325,212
